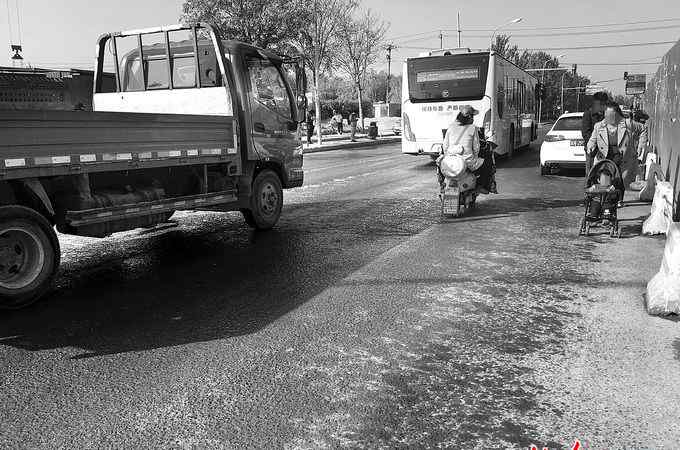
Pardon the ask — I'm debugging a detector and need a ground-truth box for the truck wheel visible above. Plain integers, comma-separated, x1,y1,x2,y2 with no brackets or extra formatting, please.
0,206,60,310
241,170,283,230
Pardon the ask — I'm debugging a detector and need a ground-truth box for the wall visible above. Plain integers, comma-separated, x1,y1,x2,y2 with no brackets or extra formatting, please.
0,68,115,111
644,40,680,221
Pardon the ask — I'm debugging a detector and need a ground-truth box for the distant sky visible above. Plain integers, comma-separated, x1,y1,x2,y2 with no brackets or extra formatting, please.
2,0,680,94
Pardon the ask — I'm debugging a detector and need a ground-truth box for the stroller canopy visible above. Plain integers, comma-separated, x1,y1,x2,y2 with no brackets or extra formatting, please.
585,159,625,192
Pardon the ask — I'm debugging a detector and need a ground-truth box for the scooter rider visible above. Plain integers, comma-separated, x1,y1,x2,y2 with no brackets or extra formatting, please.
437,106,495,193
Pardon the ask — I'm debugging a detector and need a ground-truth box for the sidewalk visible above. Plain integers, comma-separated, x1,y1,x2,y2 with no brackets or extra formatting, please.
302,134,400,154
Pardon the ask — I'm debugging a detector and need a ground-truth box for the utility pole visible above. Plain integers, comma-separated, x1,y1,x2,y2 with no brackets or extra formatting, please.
457,12,462,47
560,71,567,113
385,44,394,103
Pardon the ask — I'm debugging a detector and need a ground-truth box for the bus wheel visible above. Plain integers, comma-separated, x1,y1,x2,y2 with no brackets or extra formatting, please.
0,206,60,310
241,170,283,231
508,126,515,158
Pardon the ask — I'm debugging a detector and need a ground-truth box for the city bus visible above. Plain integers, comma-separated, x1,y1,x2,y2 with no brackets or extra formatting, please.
401,48,538,159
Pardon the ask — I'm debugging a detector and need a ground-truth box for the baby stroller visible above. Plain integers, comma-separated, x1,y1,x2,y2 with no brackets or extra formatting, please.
579,159,624,238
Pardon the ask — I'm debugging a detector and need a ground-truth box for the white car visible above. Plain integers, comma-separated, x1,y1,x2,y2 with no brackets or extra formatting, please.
540,112,586,175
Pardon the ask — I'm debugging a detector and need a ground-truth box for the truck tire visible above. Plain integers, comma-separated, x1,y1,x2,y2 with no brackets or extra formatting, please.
0,206,60,309
240,170,283,231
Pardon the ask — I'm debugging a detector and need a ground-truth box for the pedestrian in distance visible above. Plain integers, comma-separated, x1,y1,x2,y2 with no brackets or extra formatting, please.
349,111,358,142
581,91,609,175
305,110,315,145
333,110,344,135
586,100,648,200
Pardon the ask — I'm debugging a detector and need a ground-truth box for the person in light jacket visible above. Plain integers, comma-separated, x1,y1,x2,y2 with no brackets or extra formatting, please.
586,100,647,196
439,105,495,193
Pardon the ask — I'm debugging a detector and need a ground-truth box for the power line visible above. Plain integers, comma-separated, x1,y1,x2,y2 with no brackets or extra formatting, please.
564,62,662,66
526,40,677,51
630,55,664,62
397,34,440,45
455,17,680,32
386,29,440,42
453,24,680,39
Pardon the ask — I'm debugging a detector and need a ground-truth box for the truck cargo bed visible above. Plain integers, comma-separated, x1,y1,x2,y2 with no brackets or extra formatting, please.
0,110,238,180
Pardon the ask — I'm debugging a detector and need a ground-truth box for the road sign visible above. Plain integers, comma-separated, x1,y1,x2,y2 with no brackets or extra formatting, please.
625,74,646,95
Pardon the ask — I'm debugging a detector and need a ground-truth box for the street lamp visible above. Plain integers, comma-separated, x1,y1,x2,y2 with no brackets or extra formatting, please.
538,54,565,124
489,17,523,50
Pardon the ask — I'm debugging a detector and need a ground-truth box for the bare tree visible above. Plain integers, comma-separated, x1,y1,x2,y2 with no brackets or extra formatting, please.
297,0,357,145
336,9,388,130
181,0,309,50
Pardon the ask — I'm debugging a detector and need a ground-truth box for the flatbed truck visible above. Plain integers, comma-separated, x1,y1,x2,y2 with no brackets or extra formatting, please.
0,23,306,308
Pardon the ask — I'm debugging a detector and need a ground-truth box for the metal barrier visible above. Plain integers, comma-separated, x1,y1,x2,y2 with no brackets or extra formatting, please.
644,40,680,222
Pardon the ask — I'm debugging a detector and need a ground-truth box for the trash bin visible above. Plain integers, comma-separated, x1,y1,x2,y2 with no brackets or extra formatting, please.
368,121,378,140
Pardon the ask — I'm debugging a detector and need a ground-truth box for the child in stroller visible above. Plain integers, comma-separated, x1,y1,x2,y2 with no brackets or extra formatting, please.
579,159,624,238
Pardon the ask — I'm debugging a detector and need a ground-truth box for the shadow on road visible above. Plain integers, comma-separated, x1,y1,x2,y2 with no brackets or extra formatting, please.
0,192,583,358
0,198,436,358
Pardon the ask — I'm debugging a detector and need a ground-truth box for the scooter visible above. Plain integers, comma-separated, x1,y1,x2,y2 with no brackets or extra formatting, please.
439,174,477,217
437,132,492,217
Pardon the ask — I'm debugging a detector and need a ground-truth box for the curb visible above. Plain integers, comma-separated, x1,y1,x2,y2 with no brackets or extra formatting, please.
303,137,401,154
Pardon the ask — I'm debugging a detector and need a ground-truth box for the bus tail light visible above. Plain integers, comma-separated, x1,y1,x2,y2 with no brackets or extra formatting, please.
403,113,416,141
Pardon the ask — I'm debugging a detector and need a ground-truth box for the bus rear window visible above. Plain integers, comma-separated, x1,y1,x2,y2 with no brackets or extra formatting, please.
408,54,489,102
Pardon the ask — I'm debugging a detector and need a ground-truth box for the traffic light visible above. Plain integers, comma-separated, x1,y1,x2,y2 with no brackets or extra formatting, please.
624,71,629,80
572,64,577,76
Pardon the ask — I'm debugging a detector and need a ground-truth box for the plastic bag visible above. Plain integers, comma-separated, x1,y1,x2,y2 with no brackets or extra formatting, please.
647,222,680,316
642,181,674,235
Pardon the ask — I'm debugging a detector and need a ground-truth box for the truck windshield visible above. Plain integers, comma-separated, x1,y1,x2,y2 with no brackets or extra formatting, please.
408,54,489,103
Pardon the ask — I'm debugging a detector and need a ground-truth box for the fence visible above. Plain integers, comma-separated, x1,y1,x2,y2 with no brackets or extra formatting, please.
644,39,680,222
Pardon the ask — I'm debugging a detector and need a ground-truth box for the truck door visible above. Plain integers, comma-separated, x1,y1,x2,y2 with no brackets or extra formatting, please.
245,56,300,165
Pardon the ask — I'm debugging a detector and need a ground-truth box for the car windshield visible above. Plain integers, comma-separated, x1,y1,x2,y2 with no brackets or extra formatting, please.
552,116,582,131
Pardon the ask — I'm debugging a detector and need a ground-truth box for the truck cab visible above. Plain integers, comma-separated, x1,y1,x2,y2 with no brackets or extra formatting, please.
94,23,306,191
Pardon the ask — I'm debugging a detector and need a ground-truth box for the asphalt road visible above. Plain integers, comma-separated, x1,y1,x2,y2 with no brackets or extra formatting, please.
0,137,667,448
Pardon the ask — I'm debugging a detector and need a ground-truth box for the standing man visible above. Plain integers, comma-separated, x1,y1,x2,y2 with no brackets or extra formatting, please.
333,110,344,135
305,110,315,145
581,91,609,175
349,111,358,142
